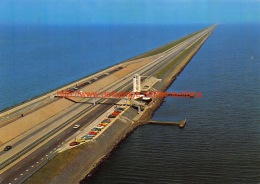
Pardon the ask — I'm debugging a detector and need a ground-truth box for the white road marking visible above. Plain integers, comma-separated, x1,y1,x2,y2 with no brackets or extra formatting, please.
26,169,29,172
41,158,43,160
15,167,20,171
36,162,39,164
31,165,34,168
14,178,17,180
46,155,48,157
21,173,23,176
45,146,49,149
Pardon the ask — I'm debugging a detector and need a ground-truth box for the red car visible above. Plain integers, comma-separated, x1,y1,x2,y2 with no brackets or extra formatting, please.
97,123,107,127
69,141,79,146
88,131,98,135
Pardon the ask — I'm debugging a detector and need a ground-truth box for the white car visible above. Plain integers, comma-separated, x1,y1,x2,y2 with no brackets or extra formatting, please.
73,124,80,129
95,126,104,129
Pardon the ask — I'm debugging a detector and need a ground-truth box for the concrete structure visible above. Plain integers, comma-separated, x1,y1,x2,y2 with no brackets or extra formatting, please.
133,74,141,93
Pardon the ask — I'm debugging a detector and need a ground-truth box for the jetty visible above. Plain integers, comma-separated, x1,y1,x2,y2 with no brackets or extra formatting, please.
148,119,187,128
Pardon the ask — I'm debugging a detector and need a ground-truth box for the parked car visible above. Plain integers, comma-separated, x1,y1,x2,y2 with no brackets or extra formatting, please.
101,118,111,123
108,114,116,118
69,142,79,146
115,108,125,112
99,123,108,127
81,135,94,140
97,123,107,127
88,131,98,135
112,111,120,115
91,128,101,132
94,126,103,131
96,125,105,129
4,145,12,151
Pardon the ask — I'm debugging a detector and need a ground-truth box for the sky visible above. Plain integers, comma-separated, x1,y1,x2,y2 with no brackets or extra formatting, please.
0,0,259,25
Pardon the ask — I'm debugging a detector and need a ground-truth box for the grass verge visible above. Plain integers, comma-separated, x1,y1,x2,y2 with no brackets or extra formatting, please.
130,26,208,61
156,35,207,79
23,143,88,184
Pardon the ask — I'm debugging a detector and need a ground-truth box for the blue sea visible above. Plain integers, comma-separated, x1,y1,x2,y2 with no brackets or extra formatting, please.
1,24,259,183
0,24,203,111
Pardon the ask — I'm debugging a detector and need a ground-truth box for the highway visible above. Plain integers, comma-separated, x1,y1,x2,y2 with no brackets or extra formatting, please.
0,25,216,184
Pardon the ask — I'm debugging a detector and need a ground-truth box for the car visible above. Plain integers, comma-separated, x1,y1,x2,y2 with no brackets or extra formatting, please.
4,145,12,151
81,135,94,140
99,123,108,126
87,134,96,138
108,114,116,118
69,142,79,146
98,123,107,127
73,124,80,129
95,125,105,129
91,128,101,132
115,108,125,112
101,118,111,123
88,131,98,135
94,126,103,131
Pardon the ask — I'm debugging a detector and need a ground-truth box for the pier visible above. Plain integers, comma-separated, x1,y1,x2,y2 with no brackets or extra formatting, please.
148,119,187,128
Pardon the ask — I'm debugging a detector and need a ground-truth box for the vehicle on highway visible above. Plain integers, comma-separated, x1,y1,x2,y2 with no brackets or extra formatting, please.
69,141,79,146
73,124,80,129
4,145,12,151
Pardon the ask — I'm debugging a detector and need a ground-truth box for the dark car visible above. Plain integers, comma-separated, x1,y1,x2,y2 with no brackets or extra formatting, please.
4,145,12,151
108,114,116,118
91,127,101,132
101,118,111,123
